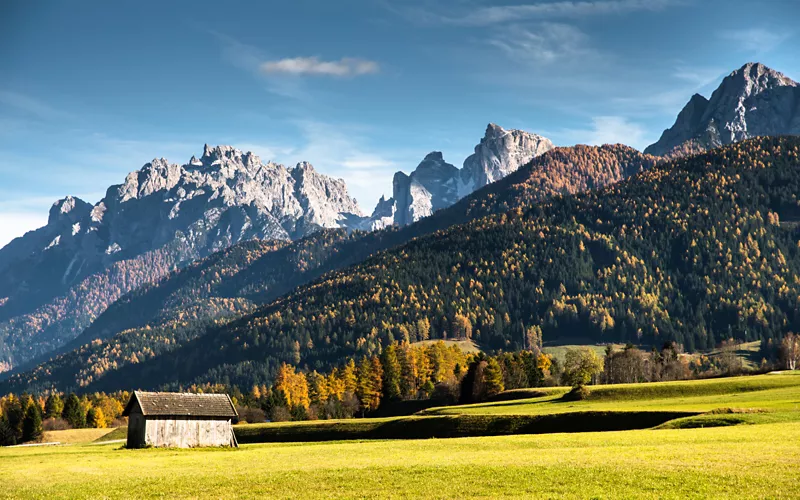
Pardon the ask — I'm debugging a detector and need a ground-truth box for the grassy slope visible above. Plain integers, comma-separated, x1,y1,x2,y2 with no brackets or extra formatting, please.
410,339,481,353
423,373,800,416
41,428,119,445
2,423,799,499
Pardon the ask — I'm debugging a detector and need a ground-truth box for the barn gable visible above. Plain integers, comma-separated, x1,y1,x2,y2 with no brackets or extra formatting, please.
123,391,238,419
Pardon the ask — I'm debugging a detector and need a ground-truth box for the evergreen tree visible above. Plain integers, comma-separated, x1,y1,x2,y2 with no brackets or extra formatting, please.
3,395,24,443
44,393,64,419
380,344,402,401
342,359,358,396
62,394,86,428
0,417,16,446
484,358,505,397
22,403,43,442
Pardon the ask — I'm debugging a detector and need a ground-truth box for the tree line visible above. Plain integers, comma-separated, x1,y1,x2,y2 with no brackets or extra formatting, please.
0,392,126,446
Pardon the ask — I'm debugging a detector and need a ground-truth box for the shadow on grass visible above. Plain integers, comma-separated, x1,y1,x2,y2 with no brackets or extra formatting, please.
235,411,698,444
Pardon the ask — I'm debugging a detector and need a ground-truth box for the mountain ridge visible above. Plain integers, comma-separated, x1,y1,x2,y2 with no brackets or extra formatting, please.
645,62,800,156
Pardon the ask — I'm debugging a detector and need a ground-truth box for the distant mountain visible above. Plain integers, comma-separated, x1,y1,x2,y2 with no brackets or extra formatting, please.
645,62,800,156
0,145,365,370
360,124,554,228
1,143,658,393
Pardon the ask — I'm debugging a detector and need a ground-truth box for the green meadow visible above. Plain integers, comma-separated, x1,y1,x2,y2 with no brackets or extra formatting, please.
3,373,800,499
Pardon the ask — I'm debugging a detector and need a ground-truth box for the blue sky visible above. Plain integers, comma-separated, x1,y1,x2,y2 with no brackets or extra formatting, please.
1,0,799,246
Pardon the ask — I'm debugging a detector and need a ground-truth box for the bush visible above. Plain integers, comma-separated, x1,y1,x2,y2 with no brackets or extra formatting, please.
42,418,70,431
562,385,591,401
237,406,267,424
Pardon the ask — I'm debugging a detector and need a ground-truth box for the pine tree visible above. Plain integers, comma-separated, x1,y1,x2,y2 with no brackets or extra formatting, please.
368,356,384,409
0,417,16,446
380,343,402,401
22,403,43,442
62,394,86,429
398,345,418,399
484,358,505,397
3,395,24,443
44,393,64,420
342,359,358,396
356,357,373,412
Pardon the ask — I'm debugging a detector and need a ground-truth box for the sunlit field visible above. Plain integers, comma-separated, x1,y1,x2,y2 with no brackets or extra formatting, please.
2,422,799,499
2,373,800,498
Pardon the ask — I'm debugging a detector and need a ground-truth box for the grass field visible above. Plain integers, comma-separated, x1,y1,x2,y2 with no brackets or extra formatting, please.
2,422,799,498
3,373,800,498
423,372,800,416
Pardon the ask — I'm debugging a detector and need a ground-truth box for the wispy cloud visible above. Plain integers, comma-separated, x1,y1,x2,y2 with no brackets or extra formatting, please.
719,27,793,53
261,57,379,77
287,120,405,208
610,63,724,115
406,0,682,27
0,90,73,121
555,116,650,150
488,23,598,64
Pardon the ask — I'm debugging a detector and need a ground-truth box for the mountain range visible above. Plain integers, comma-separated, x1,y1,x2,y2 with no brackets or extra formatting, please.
1,62,799,393
0,123,554,372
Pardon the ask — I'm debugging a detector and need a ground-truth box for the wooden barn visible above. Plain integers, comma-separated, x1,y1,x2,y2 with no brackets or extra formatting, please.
122,391,239,448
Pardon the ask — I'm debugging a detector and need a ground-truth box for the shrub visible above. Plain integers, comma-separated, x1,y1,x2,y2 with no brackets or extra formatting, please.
42,418,70,431
562,385,591,401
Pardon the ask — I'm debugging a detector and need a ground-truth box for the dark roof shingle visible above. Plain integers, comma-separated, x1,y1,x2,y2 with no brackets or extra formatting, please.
123,391,238,418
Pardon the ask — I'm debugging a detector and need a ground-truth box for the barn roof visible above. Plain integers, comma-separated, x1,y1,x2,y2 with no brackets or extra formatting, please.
122,391,238,418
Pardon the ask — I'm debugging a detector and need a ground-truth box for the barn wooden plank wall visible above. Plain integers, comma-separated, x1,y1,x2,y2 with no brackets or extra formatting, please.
143,418,234,448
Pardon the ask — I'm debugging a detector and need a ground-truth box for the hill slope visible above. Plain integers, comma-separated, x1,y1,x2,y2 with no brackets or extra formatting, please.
92,136,799,392
2,145,657,392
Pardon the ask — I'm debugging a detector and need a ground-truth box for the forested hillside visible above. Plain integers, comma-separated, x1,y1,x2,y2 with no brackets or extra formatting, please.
88,136,797,392
2,145,654,392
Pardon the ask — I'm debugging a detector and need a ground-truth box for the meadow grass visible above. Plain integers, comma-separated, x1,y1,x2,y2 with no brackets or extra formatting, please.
2,421,799,499
41,428,119,444
424,372,800,416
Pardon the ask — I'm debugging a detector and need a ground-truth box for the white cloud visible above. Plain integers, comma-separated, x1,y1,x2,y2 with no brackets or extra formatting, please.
260,57,379,77
554,116,650,150
431,0,682,26
719,27,793,53
489,23,597,64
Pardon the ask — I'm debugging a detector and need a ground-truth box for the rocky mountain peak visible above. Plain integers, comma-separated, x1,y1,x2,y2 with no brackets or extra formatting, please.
462,123,555,188
48,196,91,226
423,151,444,162
484,123,508,140
645,62,800,156
292,161,316,173
361,124,554,229
724,62,797,98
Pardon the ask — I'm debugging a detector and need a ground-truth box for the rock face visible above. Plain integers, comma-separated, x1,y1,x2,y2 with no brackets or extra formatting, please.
362,124,554,227
645,62,800,156
0,145,365,320
461,123,555,189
